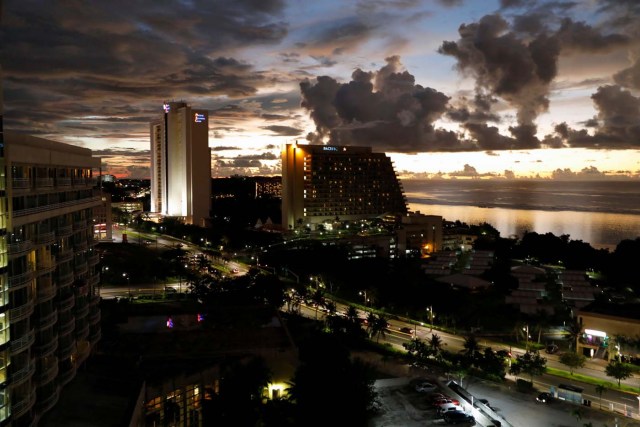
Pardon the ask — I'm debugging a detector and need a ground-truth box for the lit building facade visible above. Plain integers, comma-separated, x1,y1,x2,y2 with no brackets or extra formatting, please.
281,143,407,230
3,131,102,426
150,102,210,226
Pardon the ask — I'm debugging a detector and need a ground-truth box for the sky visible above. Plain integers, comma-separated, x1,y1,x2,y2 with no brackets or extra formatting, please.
2,0,640,180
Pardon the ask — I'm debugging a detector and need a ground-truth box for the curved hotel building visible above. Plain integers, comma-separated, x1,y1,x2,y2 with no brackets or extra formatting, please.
281,143,408,231
0,132,102,427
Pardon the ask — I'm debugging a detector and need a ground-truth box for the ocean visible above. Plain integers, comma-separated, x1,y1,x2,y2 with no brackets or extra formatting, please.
402,179,640,251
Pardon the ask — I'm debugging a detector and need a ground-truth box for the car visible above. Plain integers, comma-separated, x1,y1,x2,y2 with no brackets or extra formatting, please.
231,268,239,273
478,398,493,409
443,411,475,425
164,286,177,293
399,326,414,335
431,397,460,407
545,344,559,354
437,402,462,417
415,381,437,393
536,392,553,403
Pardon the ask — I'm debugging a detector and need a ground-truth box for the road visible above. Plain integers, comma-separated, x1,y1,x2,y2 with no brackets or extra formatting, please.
298,302,640,423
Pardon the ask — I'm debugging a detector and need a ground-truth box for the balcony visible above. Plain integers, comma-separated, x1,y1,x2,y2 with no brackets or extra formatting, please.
11,391,36,418
88,310,100,325
73,220,87,231
89,294,100,306
76,340,91,364
89,328,101,346
38,360,59,386
37,310,58,330
87,252,99,266
56,224,73,238
74,261,88,276
57,316,75,336
75,323,89,340
57,293,75,311
8,240,33,258
36,261,56,277
75,283,89,297
10,299,35,323
10,329,35,355
88,238,99,247
9,271,35,290
73,241,88,252
34,334,58,357
87,273,99,287
57,338,75,360
56,177,71,187
35,178,54,189
58,364,76,387
12,196,102,218
57,271,74,288
56,248,73,263
36,386,60,414
74,304,89,318
11,177,31,191
10,358,36,387
37,285,56,303
35,231,55,246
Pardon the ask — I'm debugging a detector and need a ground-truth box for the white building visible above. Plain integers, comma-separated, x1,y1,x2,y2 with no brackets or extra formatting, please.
150,102,210,226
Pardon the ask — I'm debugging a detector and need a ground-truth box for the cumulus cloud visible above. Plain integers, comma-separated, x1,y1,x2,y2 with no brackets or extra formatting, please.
300,56,472,152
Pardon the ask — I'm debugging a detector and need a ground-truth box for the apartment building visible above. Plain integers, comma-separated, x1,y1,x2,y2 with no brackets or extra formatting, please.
281,143,407,230
2,131,102,427
150,102,210,226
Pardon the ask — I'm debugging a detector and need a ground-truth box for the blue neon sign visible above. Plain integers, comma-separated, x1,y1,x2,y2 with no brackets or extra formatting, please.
194,113,206,123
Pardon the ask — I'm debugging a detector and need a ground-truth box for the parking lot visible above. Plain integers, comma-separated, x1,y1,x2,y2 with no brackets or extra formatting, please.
368,374,638,427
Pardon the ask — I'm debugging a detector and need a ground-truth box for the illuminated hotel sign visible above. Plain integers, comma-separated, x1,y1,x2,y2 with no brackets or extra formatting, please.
194,113,206,123
163,103,171,113
322,146,337,151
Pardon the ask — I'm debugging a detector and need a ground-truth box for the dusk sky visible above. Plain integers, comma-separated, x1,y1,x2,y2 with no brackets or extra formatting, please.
2,0,640,180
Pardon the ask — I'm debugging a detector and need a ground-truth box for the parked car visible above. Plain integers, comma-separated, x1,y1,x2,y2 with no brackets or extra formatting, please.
536,392,553,403
478,398,493,409
164,286,177,293
443,411,475,425
437,402,462,417
415,381,437,393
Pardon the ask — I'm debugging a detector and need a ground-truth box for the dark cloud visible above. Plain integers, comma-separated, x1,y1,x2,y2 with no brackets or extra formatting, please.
301,56,469,152
1,0,288,139
439,13,560,147
261,125,303,136
614,59,640,90
556,18,629,52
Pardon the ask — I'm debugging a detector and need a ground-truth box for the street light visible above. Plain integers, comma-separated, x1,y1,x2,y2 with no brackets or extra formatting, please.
123,272,130,298
427,306,434,331
523,325,530,351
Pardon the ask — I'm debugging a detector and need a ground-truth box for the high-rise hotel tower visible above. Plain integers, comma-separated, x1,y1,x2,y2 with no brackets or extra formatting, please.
150,102,211,226
281,143,407,230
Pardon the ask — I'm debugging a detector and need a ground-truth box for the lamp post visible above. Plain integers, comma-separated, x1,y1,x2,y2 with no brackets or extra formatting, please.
427,306,434,331
523,325,530,351
123,272,130,298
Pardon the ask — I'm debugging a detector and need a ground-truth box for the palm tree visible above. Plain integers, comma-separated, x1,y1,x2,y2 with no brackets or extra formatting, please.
344,305,359,324
565,318,583,352
462,334,481,367
428,333,443,360
595,383,609,409
368,314,389,343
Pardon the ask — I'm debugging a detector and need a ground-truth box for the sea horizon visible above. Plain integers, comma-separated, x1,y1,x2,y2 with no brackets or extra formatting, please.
402,179,640,251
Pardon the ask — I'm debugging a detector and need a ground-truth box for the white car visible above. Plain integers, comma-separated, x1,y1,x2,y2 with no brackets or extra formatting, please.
415,381,437,393
437,402,462,417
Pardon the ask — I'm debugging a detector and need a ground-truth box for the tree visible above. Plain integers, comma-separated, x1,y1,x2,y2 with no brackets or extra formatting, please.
461,334,481,368
403,338,431,364
428,333,443,361
604,360,633,387
594,383,609,409
288,331,377,426
368,314,389,343
559,352,586,375
564,318,583,352
510,351,547,382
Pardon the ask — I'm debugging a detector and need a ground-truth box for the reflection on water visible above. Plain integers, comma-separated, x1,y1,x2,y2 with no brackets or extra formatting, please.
408,203,640,251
